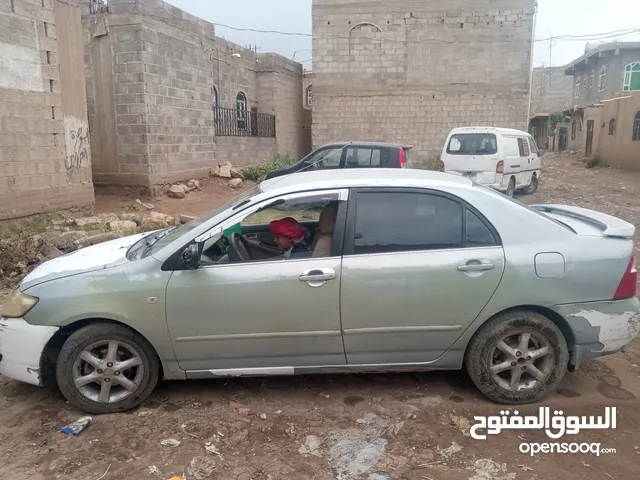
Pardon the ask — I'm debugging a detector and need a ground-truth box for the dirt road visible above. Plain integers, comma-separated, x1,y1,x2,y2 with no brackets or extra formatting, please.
2,154,640,480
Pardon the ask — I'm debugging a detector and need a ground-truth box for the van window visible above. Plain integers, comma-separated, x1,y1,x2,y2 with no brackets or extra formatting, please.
517,138,530,157
447,134,497,155
527,137,539,155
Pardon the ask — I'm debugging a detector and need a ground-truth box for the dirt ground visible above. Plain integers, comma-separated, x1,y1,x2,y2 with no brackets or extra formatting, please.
2,154,640,480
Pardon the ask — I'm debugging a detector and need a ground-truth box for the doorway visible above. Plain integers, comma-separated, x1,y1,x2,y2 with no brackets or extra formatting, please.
558,127,568,151
585,120,594,157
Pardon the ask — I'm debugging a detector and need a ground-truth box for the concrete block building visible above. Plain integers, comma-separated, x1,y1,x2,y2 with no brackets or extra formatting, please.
0,0,94,220
311,0,536,163
82,0,305,196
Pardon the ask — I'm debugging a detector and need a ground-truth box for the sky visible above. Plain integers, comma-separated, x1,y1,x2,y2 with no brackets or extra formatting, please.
165,0,640,69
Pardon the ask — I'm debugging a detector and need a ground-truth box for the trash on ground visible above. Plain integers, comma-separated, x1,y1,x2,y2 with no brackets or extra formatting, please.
519,465,534,471
319,392,330,398
161,438,181,447
148,465,161,475
259,413,267,420
275,410,282,414
286,423,296,436
298,435,323,457
60,416,92,435
204,442,221,456
168,477,184,480
187,456,216,480
138,411,154,417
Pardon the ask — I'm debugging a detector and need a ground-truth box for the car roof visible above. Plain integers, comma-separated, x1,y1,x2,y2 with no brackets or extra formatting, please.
260,168,472,195
320,141,412,149
449,126,531,137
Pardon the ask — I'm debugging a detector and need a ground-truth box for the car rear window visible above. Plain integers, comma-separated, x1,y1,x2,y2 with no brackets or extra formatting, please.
447,134,498,155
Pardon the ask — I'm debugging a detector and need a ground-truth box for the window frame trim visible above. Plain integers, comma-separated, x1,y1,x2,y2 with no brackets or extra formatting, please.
342,187,502,257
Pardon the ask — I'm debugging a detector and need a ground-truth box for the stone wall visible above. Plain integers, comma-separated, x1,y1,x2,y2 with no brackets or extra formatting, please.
0,0,94,220
530,67,573,115
82,0,305,195
312,0,535,162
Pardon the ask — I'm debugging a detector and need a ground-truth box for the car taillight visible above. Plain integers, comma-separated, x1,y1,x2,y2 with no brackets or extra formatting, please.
496,161,504,174
614,257,637,300
399,149,407,168
439,159,445,172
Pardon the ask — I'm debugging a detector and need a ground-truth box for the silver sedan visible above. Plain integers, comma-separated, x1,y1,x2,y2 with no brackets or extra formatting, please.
1,169,639,414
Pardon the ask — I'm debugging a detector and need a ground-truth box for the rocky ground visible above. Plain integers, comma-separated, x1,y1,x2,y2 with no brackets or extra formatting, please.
1,154,640,480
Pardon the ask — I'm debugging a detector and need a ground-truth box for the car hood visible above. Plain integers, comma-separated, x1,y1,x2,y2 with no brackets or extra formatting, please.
20,232,152,290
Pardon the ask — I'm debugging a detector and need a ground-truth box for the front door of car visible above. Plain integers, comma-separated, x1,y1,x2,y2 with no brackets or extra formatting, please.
165,190,348,373
340,188,505,365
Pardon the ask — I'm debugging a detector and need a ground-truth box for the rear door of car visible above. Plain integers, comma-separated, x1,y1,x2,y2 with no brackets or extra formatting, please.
339,188,505,364
442,132,501,184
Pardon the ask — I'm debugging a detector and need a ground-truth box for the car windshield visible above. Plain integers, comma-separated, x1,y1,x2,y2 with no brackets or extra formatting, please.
142,184,262,257
447,134,497,155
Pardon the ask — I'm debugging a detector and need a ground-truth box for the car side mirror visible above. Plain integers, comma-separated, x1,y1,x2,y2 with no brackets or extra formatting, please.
182,243,201,270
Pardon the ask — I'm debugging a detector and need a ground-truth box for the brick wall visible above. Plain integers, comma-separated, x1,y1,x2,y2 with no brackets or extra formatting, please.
82,0,305,195
530,67,573,116
312,0,535,163
0,0,94,220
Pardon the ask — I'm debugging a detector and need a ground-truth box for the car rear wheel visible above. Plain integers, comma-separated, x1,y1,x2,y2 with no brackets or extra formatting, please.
465,310,568,404
522,173,538,195
56,323,160,414
505,177,516,197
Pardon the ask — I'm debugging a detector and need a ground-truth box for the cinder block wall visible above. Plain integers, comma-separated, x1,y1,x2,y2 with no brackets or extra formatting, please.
530,67,573,116
312,0,535,163
0,0,94,220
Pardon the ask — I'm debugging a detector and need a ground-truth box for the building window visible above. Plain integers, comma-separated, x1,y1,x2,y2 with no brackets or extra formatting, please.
306,85,313,107
571,121,577,140
623,62,640,91
633,112,640,141
236,92,247,130
609,118,617,136
599,66,606,91
213,87,218,109
590,73,594,89
575,79,580,98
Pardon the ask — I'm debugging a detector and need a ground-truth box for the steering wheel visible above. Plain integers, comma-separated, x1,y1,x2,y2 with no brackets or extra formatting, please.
229,232,255,262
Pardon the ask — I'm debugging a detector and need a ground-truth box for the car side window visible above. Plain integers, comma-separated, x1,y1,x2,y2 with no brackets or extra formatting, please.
344,148,388,168
466,210,497,247
307,148,342,170
527,137,538,155
351,192,464,254
517,138,530,157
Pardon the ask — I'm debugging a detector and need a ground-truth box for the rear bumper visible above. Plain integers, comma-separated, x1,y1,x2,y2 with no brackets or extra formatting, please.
554,297,640,368
0,317,59,386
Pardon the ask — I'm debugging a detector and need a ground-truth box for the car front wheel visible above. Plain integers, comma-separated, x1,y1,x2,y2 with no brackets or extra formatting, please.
465,311,569,404
56,323,160,414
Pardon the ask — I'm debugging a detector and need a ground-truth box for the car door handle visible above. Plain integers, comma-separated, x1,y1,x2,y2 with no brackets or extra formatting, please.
299,268,336,284
458,263,495,272
245,233,259,240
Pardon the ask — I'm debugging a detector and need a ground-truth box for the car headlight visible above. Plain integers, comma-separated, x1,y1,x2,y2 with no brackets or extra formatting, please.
1,289,39,318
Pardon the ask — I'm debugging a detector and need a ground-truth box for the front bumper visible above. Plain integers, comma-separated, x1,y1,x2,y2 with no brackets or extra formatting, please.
0,317,59,386
555,297,640,368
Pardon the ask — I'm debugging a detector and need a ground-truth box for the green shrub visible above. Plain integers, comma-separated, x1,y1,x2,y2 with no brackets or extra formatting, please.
586,155,606,169
413,157,441,171
243,154,295,182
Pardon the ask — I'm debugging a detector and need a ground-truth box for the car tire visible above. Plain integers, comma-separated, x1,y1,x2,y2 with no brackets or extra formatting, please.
505,177,516,197
465,310,569,404
522,174,538,195
56,323,160,414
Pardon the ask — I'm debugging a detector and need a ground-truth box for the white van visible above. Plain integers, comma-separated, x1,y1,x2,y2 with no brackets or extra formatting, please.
440,127,542,196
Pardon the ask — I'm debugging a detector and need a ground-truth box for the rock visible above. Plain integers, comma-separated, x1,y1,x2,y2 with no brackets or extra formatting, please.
41,242,62,259
75,232,119,249
169,184,187,199
97,213,119,223
216,162,233,178
186,179,200,191
187,456,216,480
42,231,89,250
109,220,137,232
230,168,245,180
74,216,102,228
135,199,155,211
298,435,323,457
180,214,196,224
150,211,175,224
228,178,243,189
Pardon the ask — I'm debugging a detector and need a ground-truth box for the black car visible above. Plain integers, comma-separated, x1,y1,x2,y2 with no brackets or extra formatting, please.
265,142,413,179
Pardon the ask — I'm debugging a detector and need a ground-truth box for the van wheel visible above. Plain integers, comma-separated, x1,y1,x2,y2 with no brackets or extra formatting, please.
465,310,569,404
522,174,538,195
505,177,516,197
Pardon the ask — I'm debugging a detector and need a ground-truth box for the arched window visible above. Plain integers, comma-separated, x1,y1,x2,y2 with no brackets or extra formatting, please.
633,112,640,141
236,92,247,130
306,85,313,107
571,121,577,140
213,87,218,109
623,63,640,91
608,118,616,136
599,66,606,91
